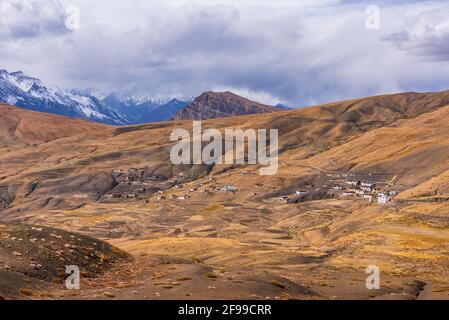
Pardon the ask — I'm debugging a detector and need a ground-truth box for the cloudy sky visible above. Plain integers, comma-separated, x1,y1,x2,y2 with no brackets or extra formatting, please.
1,0,449,106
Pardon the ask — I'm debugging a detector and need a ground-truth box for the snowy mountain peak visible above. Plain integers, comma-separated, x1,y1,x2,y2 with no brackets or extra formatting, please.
10,71,26,77
106,92,191,107
0,69,192,125
1,70,43,93
0,69,129,125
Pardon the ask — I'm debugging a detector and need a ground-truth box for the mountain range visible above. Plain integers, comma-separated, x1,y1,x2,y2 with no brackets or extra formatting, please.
0,69,194,125
102,93,192,124
0,69,130,125
0,69,285,125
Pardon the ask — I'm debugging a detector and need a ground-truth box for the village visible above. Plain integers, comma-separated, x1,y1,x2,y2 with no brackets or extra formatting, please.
101,167,241,203
155,182,240,202
277,173,399,205
101,167,399,207
102,168,175,202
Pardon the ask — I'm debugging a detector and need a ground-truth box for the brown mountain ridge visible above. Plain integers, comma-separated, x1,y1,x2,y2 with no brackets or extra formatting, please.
172,91,283,120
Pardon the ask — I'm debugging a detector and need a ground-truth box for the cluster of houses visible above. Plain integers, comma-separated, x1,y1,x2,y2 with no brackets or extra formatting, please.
103,192,137,200
156,183,240,202
157,193,192,201
112,168,149,184
103,168,161,201
341,179,397,204
275,177,398,205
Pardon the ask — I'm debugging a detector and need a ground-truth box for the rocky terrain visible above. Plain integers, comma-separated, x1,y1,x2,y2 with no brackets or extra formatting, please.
172,91,283,120
0,223,130,299
1,89,449,300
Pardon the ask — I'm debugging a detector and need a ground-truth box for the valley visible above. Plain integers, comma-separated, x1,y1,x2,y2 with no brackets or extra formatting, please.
1,89,449,300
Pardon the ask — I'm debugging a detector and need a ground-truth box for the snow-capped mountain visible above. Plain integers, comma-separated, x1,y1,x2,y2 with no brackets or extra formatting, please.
0,69,129,125
0,69,193,125
103,92,193,124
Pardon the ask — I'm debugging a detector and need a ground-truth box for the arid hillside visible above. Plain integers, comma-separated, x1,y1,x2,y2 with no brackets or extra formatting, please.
1,90,449,300
0,103,110,149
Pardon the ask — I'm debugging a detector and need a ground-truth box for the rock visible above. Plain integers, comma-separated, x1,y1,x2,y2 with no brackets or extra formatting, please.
103,292,116,298
20,288,34,296
12,251,22,257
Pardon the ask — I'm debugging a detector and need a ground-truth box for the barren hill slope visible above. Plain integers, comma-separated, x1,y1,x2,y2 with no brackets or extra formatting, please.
1,90,449,299
0,222,130,299
172,91,283,120
2,90,449,215
0,103,109,148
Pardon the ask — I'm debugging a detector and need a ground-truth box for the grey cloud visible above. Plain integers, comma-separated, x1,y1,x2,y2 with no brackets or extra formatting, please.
2,0,449,107
383,27,449,61
0,0,69,39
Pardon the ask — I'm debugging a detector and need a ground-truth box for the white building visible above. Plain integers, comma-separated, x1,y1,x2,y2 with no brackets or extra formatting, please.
222,185,239,192
361,182,375,187
378,194,391,204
